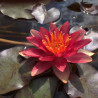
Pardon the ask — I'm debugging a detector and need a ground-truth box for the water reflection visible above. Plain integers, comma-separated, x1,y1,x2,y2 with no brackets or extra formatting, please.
0,0,98,51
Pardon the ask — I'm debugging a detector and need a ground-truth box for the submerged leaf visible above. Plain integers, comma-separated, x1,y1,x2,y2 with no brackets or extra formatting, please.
15,76,58,98
0,46,37,94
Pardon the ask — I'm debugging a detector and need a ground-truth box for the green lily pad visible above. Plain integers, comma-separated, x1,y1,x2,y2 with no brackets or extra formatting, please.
14,76,58,98
0,3,34,19
0,0,50,19
0,46,37,94
65,63,98,98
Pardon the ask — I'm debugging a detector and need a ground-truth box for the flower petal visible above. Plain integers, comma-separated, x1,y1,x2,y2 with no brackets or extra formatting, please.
31,61,53,76
70,29,86,42
39,56,55,61
66,53,92,63
53,64,70,83
64,49,77,57
49,22,59,33
60,21,69,34
40,27,50,39
74,39,92,50
30,29,41,38
64,38,91,57
53,57,67,72
19,51,30,59
26,36,46,51
78,49,94,56
22,48,47,57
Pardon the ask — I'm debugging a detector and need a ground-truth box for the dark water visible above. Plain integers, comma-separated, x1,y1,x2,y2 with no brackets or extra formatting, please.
0,0,98,98
0,0,98,51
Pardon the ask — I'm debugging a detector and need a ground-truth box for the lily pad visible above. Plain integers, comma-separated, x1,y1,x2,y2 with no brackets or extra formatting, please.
0,0,50,19
81,1,98,15
0,46,37,94
84,30,98,51
65,63,98,98
14,76,58,98
31,4,60,24
0,3,34,19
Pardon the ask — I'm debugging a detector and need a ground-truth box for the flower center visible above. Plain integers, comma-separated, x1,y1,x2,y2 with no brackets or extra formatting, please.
42,31,71,55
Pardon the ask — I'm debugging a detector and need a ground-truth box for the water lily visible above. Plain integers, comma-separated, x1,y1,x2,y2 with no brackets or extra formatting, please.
21,21,92,83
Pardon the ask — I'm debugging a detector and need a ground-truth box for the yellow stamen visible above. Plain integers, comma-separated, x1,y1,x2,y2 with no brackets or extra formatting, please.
42,31,71,55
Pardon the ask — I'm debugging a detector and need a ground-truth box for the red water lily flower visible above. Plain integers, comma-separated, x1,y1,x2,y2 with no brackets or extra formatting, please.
22,21,92,83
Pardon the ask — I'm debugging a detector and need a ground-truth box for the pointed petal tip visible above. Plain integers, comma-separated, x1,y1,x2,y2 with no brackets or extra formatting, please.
31,71,37,77
26,36,32,40
65,21,69,24
30,29,35,33
88,57,92,62
58,67,66,72
49,22,54,25
40,27,45,30
19,51,29,59
78,49,95,56
60,21,69,34
62,80,68,84
49,22,57,29
84,38,92,45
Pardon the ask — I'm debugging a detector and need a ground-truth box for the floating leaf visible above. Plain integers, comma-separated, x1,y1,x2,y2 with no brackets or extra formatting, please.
15,76,58,98
31,4,46,24
65,63,98,98
0,0,50,19
81,1,98,15
43,7,60,24
32,4,60,24
84,30,98,51
69,26,82,34
0,46,37,94
0,3,34,19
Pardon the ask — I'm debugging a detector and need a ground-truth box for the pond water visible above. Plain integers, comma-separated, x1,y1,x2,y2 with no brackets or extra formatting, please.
0,0,98,51
0,0,98,98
